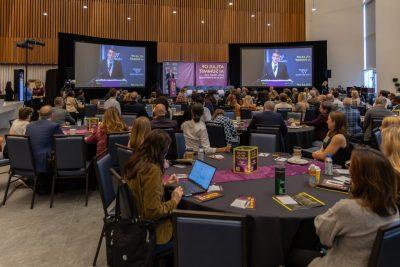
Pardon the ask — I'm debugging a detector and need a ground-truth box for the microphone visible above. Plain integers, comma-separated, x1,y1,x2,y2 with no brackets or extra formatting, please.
25,39,45,46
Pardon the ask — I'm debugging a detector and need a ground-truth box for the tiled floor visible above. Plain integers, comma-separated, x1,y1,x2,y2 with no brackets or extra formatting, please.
0,165,108,266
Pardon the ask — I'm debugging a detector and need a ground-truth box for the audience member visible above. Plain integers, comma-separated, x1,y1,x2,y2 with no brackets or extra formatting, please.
65,90,84,120
76,89,86,104
363,96,394,141
124,129,183,245
293,92,310,115
154,95,171,118
175,92,188,104
212,109,240,146
151,104,178,129
304,101,332,141
128,116,151,150
229,95,241,119
86,107,127,156
392,95,400,111
9,107,32,135
32,80,46,116
320,80,329,95
342,98,362,136
248,101,288,136
274,93,292,111
351,89,362,107
4,81,13,101
332,90,344,110
242,95,257,110
379,90,392,109
291,88,299,104
307,89,320,108
381,116,400,130
381,126,400,179
123,91,148,117
181,103,231,154
312,112,351,167
104,88,121,114
52,97,75,125
256,90,269,106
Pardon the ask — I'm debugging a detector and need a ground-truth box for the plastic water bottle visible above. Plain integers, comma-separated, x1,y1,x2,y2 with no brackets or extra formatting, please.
325,155,333,175
198,148,205,161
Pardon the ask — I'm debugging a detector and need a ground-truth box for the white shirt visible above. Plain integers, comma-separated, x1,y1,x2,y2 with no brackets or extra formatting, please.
202,107,212,122
272,62,278,77
333,98,344,109
107,59,114,77
104,97,121,114
181,120,216,154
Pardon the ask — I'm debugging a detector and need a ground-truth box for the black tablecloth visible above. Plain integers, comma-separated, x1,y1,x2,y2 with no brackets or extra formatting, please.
285,126,315,153
166,154,346,267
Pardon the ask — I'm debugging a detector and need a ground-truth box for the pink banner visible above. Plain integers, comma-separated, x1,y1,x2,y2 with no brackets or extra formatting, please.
195,62,227,86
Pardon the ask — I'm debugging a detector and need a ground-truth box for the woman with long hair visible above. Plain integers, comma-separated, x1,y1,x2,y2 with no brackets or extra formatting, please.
128,116,151,150
241,95,256,110
381,125,400,176
124,130,183,244
86,107,127,156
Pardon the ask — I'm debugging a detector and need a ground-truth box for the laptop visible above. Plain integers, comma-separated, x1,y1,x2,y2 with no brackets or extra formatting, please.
178,160,217,197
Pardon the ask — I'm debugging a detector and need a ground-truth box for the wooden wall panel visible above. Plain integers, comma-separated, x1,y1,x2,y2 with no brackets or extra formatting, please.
0,0,305,64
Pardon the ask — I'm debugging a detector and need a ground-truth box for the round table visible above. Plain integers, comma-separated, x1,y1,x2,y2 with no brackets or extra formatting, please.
166,154,347,267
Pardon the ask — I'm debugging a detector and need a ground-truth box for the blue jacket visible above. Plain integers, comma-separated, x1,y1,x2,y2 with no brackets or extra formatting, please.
26,119,63,173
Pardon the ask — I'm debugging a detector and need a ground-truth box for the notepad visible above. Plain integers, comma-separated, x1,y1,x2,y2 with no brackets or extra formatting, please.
275,195,298,205
207,185,223,192
334,169,350,175
230,199,249,209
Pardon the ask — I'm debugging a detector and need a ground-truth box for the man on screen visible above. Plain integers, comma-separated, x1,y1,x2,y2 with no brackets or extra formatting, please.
98,48,124,79
259,50,289,80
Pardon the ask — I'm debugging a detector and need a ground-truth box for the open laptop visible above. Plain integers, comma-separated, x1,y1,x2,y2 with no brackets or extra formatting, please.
178,160,217,197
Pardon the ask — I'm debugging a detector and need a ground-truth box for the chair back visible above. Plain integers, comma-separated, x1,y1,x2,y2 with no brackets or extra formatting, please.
84,104,97,117
251,111,262,118
5,135,36,176
53,135,85,174
249,133,277,153
304,107,317,122
372,117,383,130
9,119,15,127
94,153,115,215
110,168,138,220
206,122,227,148
162,128,179,160
276,108,292,120
225,111,235,120
121,114,136,127
116,144,133,173
107,132,130,168
372,129,382,150
287,112,302,121
240,108,253,120
173,210,248,267
368,221,400,267
358,106,367,116
175,132,186,158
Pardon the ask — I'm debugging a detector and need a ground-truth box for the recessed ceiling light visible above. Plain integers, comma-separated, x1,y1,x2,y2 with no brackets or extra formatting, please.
251,14,255,18
127,17,132,21
172,10,177,14
312,8,317,12
201,20,205,24
43,12,48,16
83,5,88,9
228,2,233,6
267,23,271,26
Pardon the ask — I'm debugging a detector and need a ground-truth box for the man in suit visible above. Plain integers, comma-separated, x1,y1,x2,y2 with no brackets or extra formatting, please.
259,50,290,81
52,97,76,125
248,101,288,136
151,104,178,129
363,97,394,141
98,48,124,79
123,91,148,117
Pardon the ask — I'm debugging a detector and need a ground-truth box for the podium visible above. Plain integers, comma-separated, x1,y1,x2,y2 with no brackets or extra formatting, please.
168,78,177,97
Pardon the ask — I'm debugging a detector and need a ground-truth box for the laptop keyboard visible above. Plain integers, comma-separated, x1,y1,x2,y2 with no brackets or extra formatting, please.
179,181,203,195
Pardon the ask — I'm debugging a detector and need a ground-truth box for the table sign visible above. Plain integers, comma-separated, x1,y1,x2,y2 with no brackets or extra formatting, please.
233,146,258,173
85,117,99,131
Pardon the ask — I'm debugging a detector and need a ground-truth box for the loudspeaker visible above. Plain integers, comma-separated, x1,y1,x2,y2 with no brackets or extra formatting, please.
13,69,24,101
45,69,59,105
325,70,332,79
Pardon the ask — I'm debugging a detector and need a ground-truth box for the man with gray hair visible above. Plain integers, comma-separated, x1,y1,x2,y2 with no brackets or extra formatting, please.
363,96,394,141
52,97,75,125
248,101,288,136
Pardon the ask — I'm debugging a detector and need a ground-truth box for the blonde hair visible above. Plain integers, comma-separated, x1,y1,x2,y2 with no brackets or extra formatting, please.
351,90,359,99
242,95,254,107
129,116,151,150
381,116,400,131
381,126,400,174
101,107,127,134
297,92,307,103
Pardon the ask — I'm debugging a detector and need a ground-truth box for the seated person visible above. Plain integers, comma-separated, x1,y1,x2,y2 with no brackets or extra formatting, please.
104,88,121,114
151,104,178,130
227,94,241,118
10,107,32,135
65,90,84,121
350,89,362,107
248,101,288,137
274,93,293,111
241,95,257,111
312,111,351,167
342,98,362,136
392,95,400,111
363,97,394,142
86,107,128,156
304,101,332,141
302,148,399,266
52,97,75,125
128,117,151,150
175,92,188,104
212,109,240,146
124,129,183,245
307,89,320,108
181,103,231,154
122,91,148,117
293,92,310,115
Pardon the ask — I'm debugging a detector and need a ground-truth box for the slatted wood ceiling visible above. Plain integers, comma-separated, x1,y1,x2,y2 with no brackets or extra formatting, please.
0,0,305,64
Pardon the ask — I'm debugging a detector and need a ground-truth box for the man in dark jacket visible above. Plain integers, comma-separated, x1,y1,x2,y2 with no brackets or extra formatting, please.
248,101,288,136
122,91,148,117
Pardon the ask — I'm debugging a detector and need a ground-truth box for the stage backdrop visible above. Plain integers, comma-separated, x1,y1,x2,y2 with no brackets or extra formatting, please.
195,63,228,86
162,62,195,93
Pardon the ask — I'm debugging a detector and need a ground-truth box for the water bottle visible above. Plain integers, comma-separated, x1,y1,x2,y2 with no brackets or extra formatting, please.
198,147,205,161
325,155,333,175
308,164,316,187
274,163,286,195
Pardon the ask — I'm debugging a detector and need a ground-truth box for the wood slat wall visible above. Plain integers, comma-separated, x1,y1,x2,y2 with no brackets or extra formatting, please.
0,0,305,64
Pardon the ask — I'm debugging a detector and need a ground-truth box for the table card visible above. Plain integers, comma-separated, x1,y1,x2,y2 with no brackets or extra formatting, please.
233,146,258,173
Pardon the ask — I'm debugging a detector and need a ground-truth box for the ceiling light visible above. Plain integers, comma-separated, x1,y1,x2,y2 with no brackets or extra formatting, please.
228,2,233,6
83,5,88,9
172,10,177,14
43,12,48,16
201,20,205,24
267,23,271,27
312,0,317,12
251,14,255,18
127,17,132,21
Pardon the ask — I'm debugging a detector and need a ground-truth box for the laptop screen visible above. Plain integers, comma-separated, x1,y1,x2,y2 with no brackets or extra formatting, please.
188,160,216,189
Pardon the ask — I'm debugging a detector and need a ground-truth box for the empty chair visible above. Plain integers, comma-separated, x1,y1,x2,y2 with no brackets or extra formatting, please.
51,135,89,208
121,114,136,127
2,135,38,209
172,210,248,267
107,132,130,169
206,122,227,148
287,112,302,121
277,108,292,120
304,107,317,122
116,144,133,173
240,108,253,120
249,133,277,153
84,104,97,117
368,222,400,267
175,132,186,159
225,111,235,120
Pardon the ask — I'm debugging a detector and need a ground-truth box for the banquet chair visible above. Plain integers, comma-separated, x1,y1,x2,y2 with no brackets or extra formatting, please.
249,133,277,153
240,108,253,120
116,144,133,174
251,111,262,117
51,135,89,208
303,107,317,122
2,135,38,209
84,104,97,118
277,108,292,120
371,117,383,131
93,153,116,266
121,114,136,127
253,125,284,152
287,112,302,121
368,221,400,267
175,133,186,159
206,122,227,148
225,111,235,120
172,210,248,267
107,132,130,170
163,128,179,160
9,119,15,127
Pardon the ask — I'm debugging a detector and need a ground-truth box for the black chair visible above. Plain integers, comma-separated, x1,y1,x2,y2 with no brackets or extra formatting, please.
121,114,136,127
116,144,133,173
107,132,130,169
206,122,227,148
84,104,97,117
253,125,284,152
9,119,15,127
287,112,302,121
357,106,367,116
372,117,383,130
371,129,382,150
93,153,116,266
2,135,38,209
368,221,400,267
162,128,179,160
277,108,292,120
172,210,248,267
51,135,89,208
249,133,277,153
240,108,253,120
303,107,317,122
175,132,186,159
